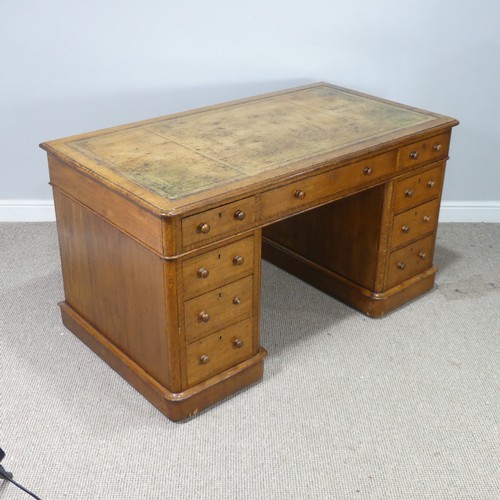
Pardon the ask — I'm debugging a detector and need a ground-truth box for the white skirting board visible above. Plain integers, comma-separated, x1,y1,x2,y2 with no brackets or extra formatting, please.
439,201,500,223
0,200,499,223
0,200,56,222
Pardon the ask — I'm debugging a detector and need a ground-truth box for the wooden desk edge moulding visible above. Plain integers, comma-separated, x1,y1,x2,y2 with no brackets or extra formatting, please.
41,82,459,420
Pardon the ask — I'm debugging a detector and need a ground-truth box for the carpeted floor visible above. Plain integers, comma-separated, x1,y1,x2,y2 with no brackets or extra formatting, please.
1,222,499,500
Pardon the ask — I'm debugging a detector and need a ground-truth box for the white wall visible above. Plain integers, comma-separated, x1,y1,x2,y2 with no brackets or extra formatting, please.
1,0,499,221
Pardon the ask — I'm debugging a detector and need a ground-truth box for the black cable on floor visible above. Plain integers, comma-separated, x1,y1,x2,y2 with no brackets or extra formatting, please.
0,468,41,499
0,447,42,500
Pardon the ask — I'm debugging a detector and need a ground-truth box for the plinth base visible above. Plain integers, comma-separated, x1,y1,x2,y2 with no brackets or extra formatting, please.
59,302,267,421
262,238,437,318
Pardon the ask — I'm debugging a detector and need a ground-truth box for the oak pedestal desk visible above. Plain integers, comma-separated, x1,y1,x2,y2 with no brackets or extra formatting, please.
40,83,458,421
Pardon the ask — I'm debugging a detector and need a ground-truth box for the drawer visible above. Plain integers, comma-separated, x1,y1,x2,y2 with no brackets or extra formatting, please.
390,198,440,249
393,163,444,212
182,197,256,248
386,235,435,289
398,132,450,169
182,236,254,300
260,149,397,221
185,318,254,386
184,275,253,343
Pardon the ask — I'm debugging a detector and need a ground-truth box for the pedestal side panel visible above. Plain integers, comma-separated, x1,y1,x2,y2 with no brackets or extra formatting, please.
53,190,174,389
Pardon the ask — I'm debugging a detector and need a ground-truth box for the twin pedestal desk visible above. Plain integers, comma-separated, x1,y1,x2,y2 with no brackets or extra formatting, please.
41,83,458,420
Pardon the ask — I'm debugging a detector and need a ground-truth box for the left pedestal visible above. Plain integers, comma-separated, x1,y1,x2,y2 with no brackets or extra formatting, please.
50,163,265,421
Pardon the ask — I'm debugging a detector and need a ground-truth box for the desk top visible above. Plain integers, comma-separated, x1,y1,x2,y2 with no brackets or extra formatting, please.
41,83,458,215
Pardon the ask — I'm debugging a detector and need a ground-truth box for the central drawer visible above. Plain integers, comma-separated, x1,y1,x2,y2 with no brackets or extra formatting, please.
259,149,397,221
184,275,253,343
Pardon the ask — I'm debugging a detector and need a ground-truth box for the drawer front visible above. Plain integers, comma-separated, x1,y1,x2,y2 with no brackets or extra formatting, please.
182,236,254,300
184,275,253,343
398,132,450,169
186,318,254,386
390,198,440,249
386,235,435,289
259,150,397,222
393,163,444,213
182,197,256,248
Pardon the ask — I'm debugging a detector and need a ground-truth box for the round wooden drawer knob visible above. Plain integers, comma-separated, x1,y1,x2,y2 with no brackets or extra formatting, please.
234,210,246,221
401,225,410,233
409,151,419,160
427,180,436,188
404,188,413,198
233,255,245,266
419,251,427,259
432,143,442,152
397,262,406,270
199,354,210,364
294,190,306,200
197,223,210,234
423,215,431,223
198,311,211,322
197,267,209,279
233,296,241,305
363,166,373,176
233,338,244,349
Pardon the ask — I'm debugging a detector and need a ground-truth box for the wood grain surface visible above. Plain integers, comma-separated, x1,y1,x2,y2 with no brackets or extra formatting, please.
43,83,458,419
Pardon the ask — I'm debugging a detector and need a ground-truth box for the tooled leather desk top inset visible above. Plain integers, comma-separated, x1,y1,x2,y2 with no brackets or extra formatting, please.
41,83,453,212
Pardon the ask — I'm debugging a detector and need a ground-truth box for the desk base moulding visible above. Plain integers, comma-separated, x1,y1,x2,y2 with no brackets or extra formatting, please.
60,302,267,421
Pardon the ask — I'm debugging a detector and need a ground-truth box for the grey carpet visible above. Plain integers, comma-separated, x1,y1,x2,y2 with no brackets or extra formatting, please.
1,222,499,500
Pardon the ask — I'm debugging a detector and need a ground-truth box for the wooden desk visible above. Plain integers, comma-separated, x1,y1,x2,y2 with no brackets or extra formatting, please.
40,83,458,420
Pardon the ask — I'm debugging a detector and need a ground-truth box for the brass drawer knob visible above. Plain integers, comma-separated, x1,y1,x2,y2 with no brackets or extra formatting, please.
198,311,211,323
233,296,241,305
197,267,209,279
397,262,406,270
409,151,419,160
199,354,210,365
233,338,244,349
423,215,431,223
419,251,427,259
404,188,413,198
294,190,306,200
363,166,373,176
401,225,410,233
432,143,442,152
427,180,436,188
233,255,245,266
197,222,210,234
234,210,246,221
